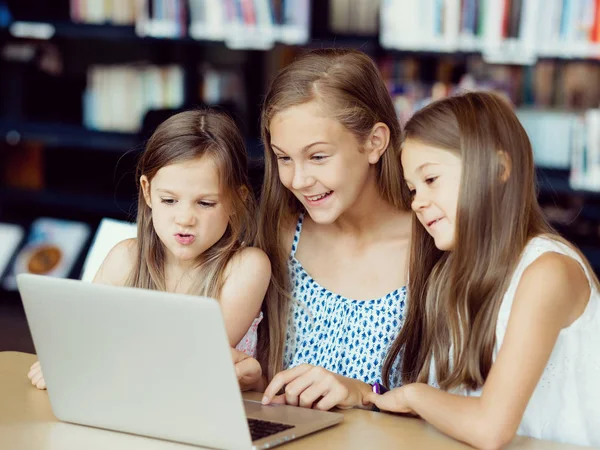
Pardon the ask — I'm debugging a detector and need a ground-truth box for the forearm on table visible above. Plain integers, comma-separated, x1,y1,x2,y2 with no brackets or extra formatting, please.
405,383,514,449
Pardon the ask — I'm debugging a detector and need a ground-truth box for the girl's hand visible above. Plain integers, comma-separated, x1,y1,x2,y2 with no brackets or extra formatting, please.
27,360,47,390
231,348,262,391
261,364,372,411
365,385,416,415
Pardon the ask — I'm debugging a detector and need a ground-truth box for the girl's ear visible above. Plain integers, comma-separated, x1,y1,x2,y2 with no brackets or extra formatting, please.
497,150,512,183
140,175,152,208
365,122,391,164
230,185,250,217
239,185,250,202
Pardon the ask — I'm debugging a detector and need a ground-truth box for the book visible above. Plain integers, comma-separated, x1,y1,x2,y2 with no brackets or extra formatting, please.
80,218,137,282
3,218,91,291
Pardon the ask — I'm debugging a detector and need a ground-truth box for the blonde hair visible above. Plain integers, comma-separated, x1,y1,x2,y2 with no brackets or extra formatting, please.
127,109,256,299
382,91,600,390
256,48,410,380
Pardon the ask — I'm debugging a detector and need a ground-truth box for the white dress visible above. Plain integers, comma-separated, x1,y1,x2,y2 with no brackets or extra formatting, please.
429,236,600,447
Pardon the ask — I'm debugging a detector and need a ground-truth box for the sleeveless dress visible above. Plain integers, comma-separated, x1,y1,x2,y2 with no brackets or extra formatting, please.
235,312,263,358
283,213,407,386
429,236,600,447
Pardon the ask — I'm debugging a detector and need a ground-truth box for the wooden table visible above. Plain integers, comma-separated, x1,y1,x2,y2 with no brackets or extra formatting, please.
0,352,588,449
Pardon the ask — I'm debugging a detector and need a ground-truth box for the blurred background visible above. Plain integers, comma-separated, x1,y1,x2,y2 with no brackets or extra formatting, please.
1,0,600,353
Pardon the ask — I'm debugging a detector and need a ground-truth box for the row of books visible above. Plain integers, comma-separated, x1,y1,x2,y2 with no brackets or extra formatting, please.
135,0,189,38
70,0,138,25
82,64,250,133
380,0,600,64
329,0,380,35
377,55,598,186
68,0,311,47
83,65,185,133
379,55,600,111
187,0,310,48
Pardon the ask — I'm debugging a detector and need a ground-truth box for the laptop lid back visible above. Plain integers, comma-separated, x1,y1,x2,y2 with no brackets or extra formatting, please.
17,274,253,450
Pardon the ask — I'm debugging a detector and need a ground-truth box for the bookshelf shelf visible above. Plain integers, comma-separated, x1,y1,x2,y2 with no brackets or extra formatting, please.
0,21,222,44
537,168,600,199
0,120,138,152
1,21,310,48
5,21,139,40
0,188,136,218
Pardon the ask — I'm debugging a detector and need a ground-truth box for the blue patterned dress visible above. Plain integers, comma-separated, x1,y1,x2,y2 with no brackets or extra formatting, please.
282,213,406,386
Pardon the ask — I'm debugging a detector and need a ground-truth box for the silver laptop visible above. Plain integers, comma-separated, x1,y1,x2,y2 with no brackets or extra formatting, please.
17,274,343,450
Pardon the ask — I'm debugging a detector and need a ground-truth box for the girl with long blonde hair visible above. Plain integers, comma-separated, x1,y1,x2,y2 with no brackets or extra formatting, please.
28,109,270,389
237,48,413,411
369,92,600,448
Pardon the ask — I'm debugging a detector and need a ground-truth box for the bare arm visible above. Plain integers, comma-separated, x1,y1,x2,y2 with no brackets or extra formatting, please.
370,252,590,450
220,247,271,347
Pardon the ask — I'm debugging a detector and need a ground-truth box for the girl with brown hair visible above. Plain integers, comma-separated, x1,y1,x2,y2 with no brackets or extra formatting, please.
368,92,600,448
28,109,271,389
238,48,413,411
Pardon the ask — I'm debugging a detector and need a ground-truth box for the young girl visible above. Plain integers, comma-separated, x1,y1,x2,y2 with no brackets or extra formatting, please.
28,109,271,389
367,92,600,448
239,48,413,410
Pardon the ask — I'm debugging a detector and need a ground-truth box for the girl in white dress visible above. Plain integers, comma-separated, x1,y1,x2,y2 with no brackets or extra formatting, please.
369,92,600,449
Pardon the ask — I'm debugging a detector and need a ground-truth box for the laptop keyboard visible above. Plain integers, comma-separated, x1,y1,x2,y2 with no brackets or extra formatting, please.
247,418,295,441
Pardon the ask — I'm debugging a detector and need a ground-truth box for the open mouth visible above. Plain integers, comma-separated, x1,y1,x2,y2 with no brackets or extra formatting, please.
175,233,195,245
305,191,333,202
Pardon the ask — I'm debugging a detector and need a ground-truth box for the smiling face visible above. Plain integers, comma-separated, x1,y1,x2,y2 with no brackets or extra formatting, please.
402,139,462,251
141,155,230,266
269,100,382,224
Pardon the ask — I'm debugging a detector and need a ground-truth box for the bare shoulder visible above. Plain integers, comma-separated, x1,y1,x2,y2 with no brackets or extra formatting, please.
521,251,588,293
93,238,138,286
108,238,137,259
515,250,589,326
225,246,271,279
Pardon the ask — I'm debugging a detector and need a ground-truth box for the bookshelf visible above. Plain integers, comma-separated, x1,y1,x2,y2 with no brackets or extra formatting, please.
1,0,600,292
380,0,600,63
0,120,138,151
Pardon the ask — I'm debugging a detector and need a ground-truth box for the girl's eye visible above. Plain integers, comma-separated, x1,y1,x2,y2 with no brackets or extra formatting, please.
161,198,176,205
276,155,291,163
198,201,216,208
425,176,438,185
311,154,328,161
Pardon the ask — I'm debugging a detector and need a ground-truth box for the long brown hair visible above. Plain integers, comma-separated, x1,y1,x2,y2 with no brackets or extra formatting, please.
128,109,256,299
382,91,600,390
256,48,410,380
